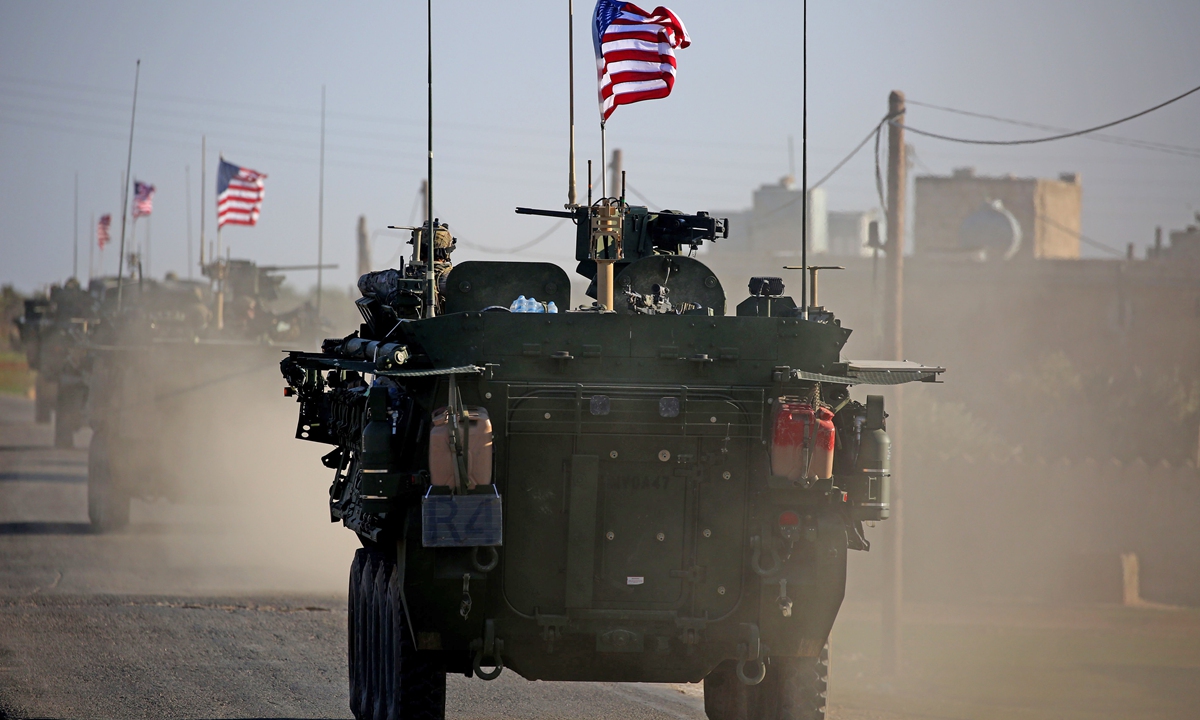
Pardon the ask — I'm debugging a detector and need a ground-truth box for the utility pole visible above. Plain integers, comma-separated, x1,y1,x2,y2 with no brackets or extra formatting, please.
357,215,371,277
881,89,906,677
608,148,622,201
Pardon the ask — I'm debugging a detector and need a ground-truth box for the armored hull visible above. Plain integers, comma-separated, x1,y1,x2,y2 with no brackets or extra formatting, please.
282,252,943,719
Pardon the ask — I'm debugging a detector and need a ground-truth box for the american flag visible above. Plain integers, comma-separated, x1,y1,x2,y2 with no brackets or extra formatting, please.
592,1,690,123
132,181,155,217
217,159,267,228
97,214,112,250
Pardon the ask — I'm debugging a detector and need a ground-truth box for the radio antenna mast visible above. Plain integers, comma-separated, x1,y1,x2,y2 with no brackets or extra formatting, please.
116,59,140,313
425,0,437,318
800,0,808,320
567,0,578,208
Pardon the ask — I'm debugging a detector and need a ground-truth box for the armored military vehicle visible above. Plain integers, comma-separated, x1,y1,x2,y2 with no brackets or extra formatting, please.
12,279,97,447
280,196,943,719
84,260,326,529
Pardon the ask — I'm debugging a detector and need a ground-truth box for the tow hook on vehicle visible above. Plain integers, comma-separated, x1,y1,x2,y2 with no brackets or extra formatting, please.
736,623,766,685
471,619,504,681
777,578,793,618
750,535,781,576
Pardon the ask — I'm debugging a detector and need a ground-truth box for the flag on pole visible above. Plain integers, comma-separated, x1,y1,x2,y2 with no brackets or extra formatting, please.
132,181,155,217
217,159,267,228
592,1,690,123
97,214,112,249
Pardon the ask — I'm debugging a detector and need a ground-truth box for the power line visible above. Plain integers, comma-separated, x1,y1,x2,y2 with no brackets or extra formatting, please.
907,98,1200,159
760,113,897,219
901,82,1200,146
1037,213,1124,257
457,219,569,255
625,183,659,210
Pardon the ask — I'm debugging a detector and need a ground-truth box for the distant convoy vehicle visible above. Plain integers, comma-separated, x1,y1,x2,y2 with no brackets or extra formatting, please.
280,191,943,719
13,260,327,529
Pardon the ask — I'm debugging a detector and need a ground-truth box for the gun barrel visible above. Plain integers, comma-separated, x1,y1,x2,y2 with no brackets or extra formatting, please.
515,207,577,220
259,264,340,272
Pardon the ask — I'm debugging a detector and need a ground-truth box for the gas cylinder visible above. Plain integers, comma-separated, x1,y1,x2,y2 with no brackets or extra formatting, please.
360,385,400,512
770,400,836,482
848,394,891,521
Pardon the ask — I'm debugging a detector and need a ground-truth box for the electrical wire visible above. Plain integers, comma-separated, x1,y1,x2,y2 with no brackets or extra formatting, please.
760,113,897,219
907,98,1200,158
900,82,1200,146
1037,213,1124,257
625,183,660,210
456,219,569,255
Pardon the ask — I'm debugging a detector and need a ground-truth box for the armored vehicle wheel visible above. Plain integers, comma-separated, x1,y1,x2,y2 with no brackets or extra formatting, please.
704,645,829,720
53,414,74,448
87,431,130,531
53,381,85,449
34,375,52,424
704,660,748,720
348,547,446,720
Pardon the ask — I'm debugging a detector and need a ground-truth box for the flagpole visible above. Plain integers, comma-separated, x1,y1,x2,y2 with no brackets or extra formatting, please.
216,154,223,262
317,84,326,320
425,0,437,318
567,0,577,208
185,164,193,279
146,213,152,278
199,136,206,269
116,59,140,313
601,122,607,198
73,171,79,280
88,213,95,281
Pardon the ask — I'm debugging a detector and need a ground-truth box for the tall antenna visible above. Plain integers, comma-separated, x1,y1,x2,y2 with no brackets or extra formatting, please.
116,59,140,313
73,171,78,280
800,0,808,320
185,164,193,279
317,84,326,319
199,136,206,268
567,0,577,207
425,0,437,317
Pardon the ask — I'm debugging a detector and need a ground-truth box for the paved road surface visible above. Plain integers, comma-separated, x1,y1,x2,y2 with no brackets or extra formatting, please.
0,395,771,720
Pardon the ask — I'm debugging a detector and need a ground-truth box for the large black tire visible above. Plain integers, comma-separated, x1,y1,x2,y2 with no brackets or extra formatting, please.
348,548,446,720
348,550,366,720
53,381,84,449
704,660,748,720
34,375,53,424
704,645,829,720
87,431,130,531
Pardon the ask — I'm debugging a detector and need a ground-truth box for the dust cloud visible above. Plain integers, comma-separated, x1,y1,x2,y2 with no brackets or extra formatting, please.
89,309,361,597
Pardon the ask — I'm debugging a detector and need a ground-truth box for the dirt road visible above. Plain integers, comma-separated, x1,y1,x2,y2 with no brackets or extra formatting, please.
2,394,1198,720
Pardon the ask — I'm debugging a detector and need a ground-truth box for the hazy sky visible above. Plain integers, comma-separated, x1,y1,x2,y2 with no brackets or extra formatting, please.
2,0,1198,293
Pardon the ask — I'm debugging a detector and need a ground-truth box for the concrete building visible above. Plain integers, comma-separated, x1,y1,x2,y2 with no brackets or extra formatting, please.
708,177,827,258
827,209,881,257
1148,216,1200,262
914,167,1082,259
